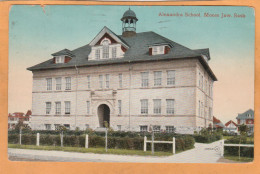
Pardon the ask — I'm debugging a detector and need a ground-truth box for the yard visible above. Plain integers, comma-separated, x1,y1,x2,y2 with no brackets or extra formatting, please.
8,144,173,156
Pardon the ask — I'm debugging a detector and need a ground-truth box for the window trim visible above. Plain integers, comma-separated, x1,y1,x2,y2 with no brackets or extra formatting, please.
141,72,149,87
141,99,148,114
167,70,175,85
166,99,175,114
65,77,71,90
65,101,71,115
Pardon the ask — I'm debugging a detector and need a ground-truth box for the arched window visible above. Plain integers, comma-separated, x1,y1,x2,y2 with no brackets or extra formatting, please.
101,39,110,59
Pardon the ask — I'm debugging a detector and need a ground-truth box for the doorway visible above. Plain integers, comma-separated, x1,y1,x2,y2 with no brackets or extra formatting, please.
97,104,110,127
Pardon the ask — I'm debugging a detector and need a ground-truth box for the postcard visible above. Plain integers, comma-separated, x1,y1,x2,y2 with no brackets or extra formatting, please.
7,5,254,164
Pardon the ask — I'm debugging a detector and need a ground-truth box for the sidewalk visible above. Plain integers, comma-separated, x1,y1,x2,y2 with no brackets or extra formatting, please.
8,140,225,163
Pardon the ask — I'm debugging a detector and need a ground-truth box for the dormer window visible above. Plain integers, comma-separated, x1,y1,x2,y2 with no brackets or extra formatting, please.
55,56,64,63
95,49,100,59
152,46,164,55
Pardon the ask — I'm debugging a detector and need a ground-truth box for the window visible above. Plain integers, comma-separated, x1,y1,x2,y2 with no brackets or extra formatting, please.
103,45,109,59
117,125,122,131
95,49,100,59
118,100,122,115
166,126,175,133
55,102,61,115
141,72,149,87
154,71,162,86
65,77,71,90
65,101,71,114
56,77,62,90
99,75,103,88
153,99,161,114
152,46,164,55
209,107,212,119
56,56,64,63
112,47,117,58
141,99,148,114
167,70,175,85
64,124,70,130
85,124,90,129
46,102,51,115
54,124,60,130
201,76,204,90
105,74,110,88
86,101,90,114
119,73,123,88
153,125,161,133
87,76,90,89
198,100,201,116
166,99,174,114
201,102,204,117
45,124,51,130
46,78,52,90
140,125,148,132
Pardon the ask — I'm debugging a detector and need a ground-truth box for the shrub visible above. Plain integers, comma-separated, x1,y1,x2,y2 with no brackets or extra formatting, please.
224,136,254,158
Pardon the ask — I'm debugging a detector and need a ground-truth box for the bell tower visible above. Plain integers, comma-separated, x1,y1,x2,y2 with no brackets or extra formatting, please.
121,8,138,37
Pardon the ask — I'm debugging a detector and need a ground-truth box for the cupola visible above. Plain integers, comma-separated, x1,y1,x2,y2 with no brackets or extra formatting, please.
121,8,138,37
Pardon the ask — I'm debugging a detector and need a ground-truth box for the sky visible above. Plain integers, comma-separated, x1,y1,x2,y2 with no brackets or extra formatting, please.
8,5,255,123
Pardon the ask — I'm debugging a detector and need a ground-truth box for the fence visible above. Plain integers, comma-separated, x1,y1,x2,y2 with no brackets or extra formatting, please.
144,136,176,154
220,139,254,158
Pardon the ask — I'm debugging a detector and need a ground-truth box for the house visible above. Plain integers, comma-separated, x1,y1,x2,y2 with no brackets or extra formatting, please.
8,110,31,129
27,9,217,134
236,109,254,134
224,120,237,134
213,116,224,129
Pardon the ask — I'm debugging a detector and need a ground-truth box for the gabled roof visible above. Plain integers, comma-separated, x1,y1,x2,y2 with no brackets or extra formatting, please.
51,49,75,57
225,120,237,127
89,26,129,48
236,109,254,120
27,27,217,81
213,116,224,128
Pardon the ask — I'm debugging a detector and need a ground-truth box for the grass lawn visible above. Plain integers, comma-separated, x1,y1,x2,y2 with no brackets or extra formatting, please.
222,136,254,142
224,155,253,162
8,144,173,157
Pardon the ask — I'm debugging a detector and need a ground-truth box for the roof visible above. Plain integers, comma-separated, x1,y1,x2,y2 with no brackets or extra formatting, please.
51,49,75,57
121,8,138,21
213,116,224,128
236,109,254,120
27,28,217,81
225,120,237,127
194,48,211,60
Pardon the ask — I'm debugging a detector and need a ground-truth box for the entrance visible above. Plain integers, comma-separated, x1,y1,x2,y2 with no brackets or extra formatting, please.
98,104,110,127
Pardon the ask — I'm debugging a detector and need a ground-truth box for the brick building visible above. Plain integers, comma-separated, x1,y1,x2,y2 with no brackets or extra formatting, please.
27,9,217,134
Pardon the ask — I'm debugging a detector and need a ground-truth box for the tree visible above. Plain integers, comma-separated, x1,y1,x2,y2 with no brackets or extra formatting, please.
239,124,248,135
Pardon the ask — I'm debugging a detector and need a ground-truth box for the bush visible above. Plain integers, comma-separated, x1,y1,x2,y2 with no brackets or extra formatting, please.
224,136,254,158
8,132,195,153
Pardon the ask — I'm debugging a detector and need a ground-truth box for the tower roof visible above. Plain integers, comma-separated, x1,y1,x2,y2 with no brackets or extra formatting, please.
121,8,138,21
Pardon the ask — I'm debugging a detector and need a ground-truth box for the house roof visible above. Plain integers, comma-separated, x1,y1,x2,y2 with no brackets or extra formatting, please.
51,49,75,57
236,109,254,120
225,120,237,127
121,8,138,21
27,28,217,81
213,116,224,128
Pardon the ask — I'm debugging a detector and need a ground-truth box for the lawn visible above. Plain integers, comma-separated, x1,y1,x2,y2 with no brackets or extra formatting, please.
8,144,173,156
222,136,254,142
224,155,254,162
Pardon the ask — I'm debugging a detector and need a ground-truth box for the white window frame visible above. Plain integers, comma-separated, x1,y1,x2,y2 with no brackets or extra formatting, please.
55,56,64,64
166,126,175,133
86,101,90,114
46,102,51,115
141,72,149,87
45,124,51,130
140,125,148,132
46,78,52,90
65,101,71,115
54,124,60,130
167,70,175,85
118,100,122,115
87,75,91,89
141,99,148,114
105,74,110,88
119,73,123,88
153,125,161,133
95,49,100,59
112,47,117,58
154,71,162,86
99,75,103,88
166,99,175,114
65,77,71,90
56,77,62,90
153,99,161,114
55,102,61,115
